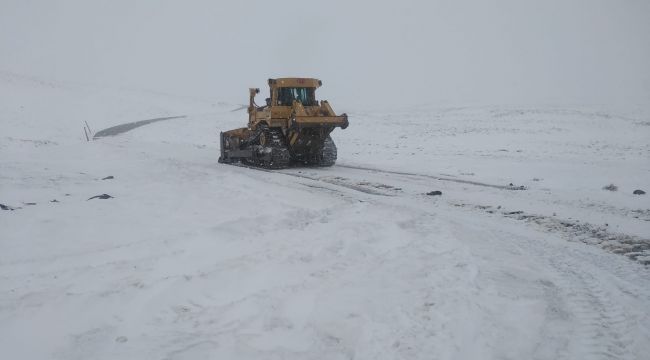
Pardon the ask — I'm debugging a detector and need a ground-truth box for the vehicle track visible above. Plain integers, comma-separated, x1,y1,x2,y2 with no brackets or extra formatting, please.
226,163,649,266
445,217,649,360
224,162,523,199
539,243,641,360
286,165,650,359
334,163,522,190
225,163,392,196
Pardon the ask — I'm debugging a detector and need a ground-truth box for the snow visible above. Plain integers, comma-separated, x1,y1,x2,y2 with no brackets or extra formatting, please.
1,72,649,359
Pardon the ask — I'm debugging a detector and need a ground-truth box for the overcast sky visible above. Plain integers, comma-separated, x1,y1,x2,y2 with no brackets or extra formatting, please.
1,0,649,109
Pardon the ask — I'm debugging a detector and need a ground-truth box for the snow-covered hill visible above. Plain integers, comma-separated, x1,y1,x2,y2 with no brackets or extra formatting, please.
1,73,649,359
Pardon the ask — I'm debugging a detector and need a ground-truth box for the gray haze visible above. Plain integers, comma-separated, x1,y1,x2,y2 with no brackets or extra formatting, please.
1,0,649,109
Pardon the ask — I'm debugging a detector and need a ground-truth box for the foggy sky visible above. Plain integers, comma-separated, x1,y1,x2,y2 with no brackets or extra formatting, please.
1,0,649,110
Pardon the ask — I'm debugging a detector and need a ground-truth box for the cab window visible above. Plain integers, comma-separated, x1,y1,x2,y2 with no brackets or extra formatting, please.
277,87,316,106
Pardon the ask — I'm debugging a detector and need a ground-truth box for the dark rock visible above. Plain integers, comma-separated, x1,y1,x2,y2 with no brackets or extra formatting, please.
1,203,15,211
603,184,618,191
115,336,128,343
88,194,114,200
506,211,524,215
23,202,37,206
633,189,646,195
102,176,114,180
507,183,527,190
426,191,442,196
50,199,59,203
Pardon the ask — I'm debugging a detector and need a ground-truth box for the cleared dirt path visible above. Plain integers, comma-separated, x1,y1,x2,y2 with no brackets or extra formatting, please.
93,115,186,139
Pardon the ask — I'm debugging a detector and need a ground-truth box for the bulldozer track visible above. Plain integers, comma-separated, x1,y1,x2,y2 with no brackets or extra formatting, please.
335,164,521,190
223,162,393,196
221,158,529,201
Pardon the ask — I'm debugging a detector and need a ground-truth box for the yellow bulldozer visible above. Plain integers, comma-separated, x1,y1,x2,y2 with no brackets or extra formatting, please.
218,78,348,168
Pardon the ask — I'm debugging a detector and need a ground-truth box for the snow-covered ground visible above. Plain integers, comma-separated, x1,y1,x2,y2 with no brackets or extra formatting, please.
1,73,650,359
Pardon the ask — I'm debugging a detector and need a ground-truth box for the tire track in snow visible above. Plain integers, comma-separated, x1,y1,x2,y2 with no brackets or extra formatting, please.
225,163,393,197
334,163,521,190
445,217,647,360
542,247,639,360
222,161,522,195
223,162,649,265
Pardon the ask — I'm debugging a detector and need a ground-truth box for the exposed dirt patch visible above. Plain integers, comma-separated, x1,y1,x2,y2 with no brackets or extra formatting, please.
456,203,650,266
93,116,186,138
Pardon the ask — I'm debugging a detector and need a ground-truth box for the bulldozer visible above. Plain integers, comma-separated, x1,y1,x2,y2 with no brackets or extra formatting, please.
218,78,348,168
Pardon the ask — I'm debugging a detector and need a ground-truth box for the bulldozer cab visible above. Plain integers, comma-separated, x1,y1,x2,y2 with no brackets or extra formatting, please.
269,78,321,107
277,87,316,106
